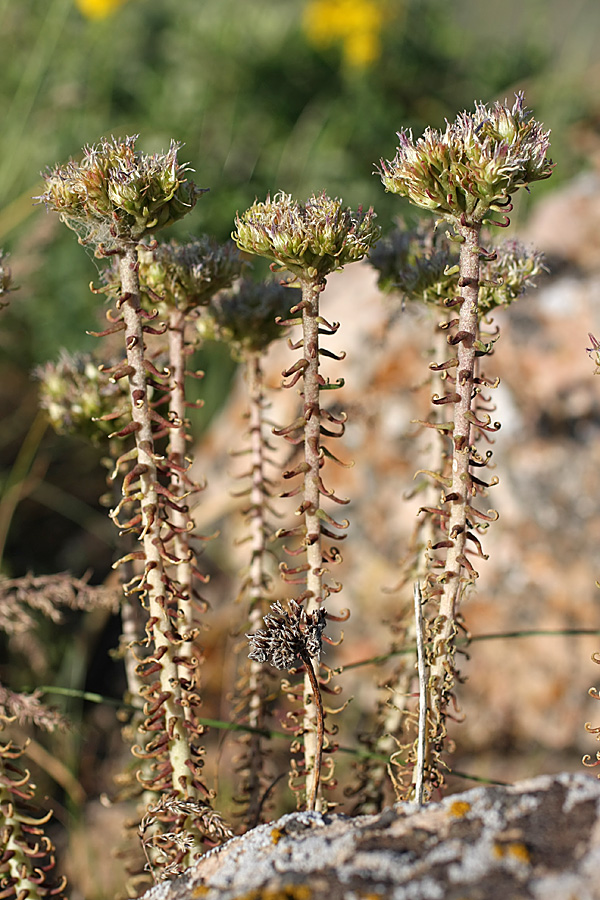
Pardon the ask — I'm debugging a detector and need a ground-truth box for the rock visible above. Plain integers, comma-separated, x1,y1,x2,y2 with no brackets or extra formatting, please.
139,772,600,900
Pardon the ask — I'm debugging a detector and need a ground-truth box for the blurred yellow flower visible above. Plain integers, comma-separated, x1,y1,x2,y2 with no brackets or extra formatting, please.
75,0,127,20
303,0,388,68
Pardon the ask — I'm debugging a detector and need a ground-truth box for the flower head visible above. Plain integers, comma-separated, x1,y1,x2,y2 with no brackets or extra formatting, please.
137,237,244,312
38,136,202,249
35,351,127,445
247,600,327,669
479,240,547,314
379,93,554,224
198,278,293,359
0,250,15,308
369,221,454,305
233,191,380,280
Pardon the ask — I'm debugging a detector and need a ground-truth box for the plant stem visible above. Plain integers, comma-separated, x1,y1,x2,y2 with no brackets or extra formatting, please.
300,276,325,810
299,649,324,812
244,352,271,823
117,245,190,795
413,582,428,806
167,306,195,691
429,221,481,754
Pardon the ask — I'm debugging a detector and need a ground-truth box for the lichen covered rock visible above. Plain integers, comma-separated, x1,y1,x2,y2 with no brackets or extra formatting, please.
138,772,600,900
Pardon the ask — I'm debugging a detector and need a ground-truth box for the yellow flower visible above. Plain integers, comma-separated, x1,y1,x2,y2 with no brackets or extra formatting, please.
303,0,388,68
75,0,127,20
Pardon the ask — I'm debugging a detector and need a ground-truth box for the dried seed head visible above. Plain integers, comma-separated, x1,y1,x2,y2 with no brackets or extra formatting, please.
247,599,327,669
233,191,380,280
379,93,554,223
138,237,244,312
38,135,203,248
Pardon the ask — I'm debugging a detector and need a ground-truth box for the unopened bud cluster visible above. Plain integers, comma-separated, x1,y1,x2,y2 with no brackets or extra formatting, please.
379,93,554,224
198,278,292,358
138,237,244,312
38,136,201,247
233,191,380,279
247,599,327,670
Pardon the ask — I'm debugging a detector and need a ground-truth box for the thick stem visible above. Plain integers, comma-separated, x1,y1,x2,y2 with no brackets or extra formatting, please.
167,307,195,688
300,276,325,810
299,650,324,812
245,352,270,823
118,246,191,796
429,222,481,745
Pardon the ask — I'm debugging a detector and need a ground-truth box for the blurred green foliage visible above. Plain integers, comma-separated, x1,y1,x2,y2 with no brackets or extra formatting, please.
1,0,599,361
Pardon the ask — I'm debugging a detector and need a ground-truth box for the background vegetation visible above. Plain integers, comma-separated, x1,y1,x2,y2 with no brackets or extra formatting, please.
2,0,600,896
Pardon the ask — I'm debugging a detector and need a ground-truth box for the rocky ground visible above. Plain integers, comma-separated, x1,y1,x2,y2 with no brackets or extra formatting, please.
139,772,600,900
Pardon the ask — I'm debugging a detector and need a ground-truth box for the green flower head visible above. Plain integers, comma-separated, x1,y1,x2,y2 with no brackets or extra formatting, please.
35,351,128,446
0,250,15,308
379,93,554,224
38,136,203,249
137,237,245,312
233,191,380,280
198,277,293,359
478,239,547,314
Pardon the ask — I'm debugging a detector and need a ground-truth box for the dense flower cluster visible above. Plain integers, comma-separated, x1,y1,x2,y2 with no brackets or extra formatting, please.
247,600,327,670
368,222,454,304
198,278,293,358
35,351,126,445
370,225,546,314
233,191,380,280
479,240,547,313
137,237,244,312
379,93,554,224
38,136,201,247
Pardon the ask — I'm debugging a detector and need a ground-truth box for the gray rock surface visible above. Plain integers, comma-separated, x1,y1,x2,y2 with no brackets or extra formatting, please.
139,772,600,900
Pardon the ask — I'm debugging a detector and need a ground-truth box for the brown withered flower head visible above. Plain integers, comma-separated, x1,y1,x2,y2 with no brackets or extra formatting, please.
247,599,327,670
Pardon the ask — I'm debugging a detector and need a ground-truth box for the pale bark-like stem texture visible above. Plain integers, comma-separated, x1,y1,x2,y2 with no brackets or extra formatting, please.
300,276,325,811
244,352,271,824
117,246,191,795
167,307,195,689
429,222,481,726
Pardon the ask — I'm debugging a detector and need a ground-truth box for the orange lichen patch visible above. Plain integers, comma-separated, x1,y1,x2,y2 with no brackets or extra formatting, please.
508,842,531,864
448,800,471,818
232,888,312,900
192,887,210,898
271,827,284,845
493,842,531,864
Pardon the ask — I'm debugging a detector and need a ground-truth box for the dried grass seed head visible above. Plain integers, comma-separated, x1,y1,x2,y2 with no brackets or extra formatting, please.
379,93,554,223
233,191,380,280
